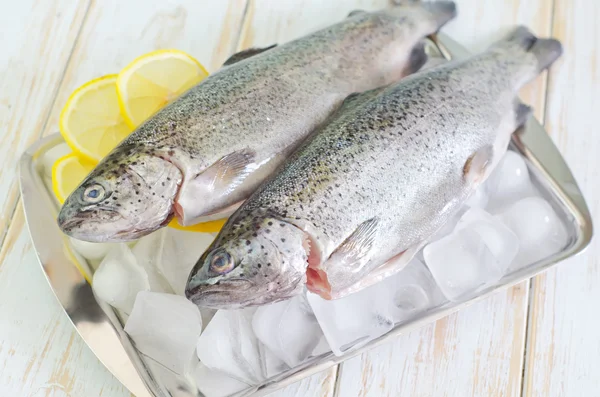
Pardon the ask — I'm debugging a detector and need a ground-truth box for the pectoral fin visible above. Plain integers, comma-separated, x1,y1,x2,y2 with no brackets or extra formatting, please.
200,149,257,193
307,218,379,299
175,149,256,225
326,218,379,271
463,145,493,185
223,44,277,66
330,242,424,299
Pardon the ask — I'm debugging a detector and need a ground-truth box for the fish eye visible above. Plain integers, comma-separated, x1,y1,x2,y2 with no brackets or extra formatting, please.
83,184,105,203
209,250,235,275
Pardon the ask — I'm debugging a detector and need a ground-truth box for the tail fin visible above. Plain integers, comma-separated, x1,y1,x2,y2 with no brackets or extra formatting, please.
499,26,563,72
390,1,457,31
421,1,458,30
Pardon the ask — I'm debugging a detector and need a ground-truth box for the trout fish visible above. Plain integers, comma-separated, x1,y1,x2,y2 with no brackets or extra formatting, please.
57,1,457,242
185,27,563,308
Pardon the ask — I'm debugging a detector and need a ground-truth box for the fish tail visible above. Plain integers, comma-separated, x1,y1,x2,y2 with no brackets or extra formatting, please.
420,1,458,31
389,1,457,32
499,26,564,72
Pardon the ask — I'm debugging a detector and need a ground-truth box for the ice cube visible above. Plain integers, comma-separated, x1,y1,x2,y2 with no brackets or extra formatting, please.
381,259,446,324
193,361,250,397
464,183,489,209
40,142,71,177
124,291,202,374
155,229,215,295
426,205,471,246
199,307,217,331
144,358,199,397
307,287,396,356
260,344,290,379
92,243,149,314
486,150,534,211
131,230,174,293
196,308,264,384
497,196,568,269
423,208,519,301
310,336,332,357
69,237,115,262
252,295,323,367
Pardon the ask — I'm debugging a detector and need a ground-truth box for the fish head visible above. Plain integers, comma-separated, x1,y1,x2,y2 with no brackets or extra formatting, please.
185,215,308,309
57,147,183,242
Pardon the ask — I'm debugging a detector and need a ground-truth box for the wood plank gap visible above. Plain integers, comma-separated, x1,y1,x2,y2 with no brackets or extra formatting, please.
0,0,94,255
0,200,20,255
520,278,536,397
540,0,559,126
331,362,343,397
34,0,94,139
520,1,558,395
233,0,253,54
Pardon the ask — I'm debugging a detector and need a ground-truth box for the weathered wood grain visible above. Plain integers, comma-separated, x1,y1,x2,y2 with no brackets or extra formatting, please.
335,0,553,395
0,0,90,244
237,0,393,50
3,0,599,396
0,205,131,396
1,0,248,395
523,0,600,395
336,285,528,397
41,0,248,139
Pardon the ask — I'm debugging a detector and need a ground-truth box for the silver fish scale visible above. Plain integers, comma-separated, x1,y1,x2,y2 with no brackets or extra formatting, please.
59,3,460,243
116,11,423,170
237,50,530,270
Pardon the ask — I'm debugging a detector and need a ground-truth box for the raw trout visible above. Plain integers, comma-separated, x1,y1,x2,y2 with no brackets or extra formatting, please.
185,27,563,308
57,1,457,242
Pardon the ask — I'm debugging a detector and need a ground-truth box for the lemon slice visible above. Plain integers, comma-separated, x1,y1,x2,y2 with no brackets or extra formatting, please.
52,153,96,204
168,217,226,233
117,49,209,128
59,75,131,163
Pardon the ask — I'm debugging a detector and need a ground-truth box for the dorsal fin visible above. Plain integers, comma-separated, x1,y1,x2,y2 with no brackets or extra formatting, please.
347,9,367,18
223,44,277,66
339,87,386,112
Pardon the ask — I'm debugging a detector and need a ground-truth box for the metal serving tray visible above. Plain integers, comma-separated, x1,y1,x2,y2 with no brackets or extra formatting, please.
18,33,593,397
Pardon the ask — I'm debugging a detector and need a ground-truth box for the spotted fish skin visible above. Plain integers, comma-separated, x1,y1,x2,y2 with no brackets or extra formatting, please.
57,2,457,243
186,27,563,308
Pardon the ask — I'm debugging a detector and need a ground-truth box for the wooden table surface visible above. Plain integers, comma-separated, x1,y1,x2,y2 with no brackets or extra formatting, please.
0,0,598,396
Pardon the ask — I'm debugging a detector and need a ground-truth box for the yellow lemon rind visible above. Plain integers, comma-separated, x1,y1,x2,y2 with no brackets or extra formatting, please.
116,49,208,129
167,217,227,233
59,74,119,164
52,153,97,204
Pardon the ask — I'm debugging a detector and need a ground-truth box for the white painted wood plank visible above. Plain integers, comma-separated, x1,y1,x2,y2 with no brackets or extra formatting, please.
238,0,393,50
42,0,248,139
0,1,248,396
336,286,528,397
524,0,600,395
0,206,131,396
335,0,553,395
0,0,89,243
268,367,337,397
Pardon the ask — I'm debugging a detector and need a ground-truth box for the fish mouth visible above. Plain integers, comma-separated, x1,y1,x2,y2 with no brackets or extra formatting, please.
185,279,255,308
58,207,120,232
58,217,85,233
